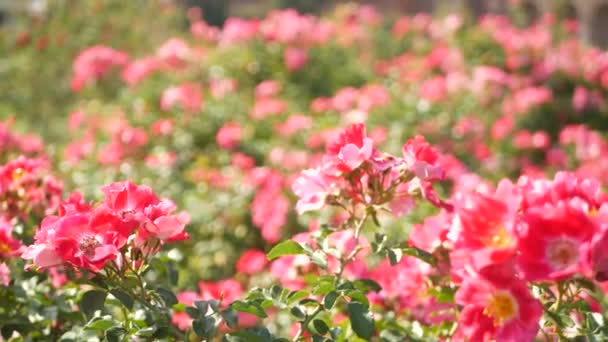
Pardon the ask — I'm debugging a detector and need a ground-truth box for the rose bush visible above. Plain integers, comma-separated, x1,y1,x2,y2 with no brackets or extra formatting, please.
3,1,608,341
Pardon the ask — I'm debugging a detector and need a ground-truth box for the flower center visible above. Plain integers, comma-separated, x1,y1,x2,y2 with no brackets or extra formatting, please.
546,238,579,270
0,242,12,255
481,223,512,249
11,168,25,181
483,290,518,326
78,234,101,258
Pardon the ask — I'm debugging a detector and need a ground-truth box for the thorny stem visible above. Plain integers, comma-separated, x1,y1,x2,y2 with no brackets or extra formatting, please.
293,305,324,342
336,212,369,283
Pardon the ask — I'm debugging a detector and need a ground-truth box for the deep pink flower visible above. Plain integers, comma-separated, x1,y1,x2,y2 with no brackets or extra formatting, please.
251,181,288,243
402,135,444,181
284,47,308,72
455,263,543,342
156,38,192,68
236,249,268,274
250,98,287,120
121,57,160,86
275,114,312,137
220,18,259,45
0,218,23,258
326,123,373,171
292,167,338,214
517,202,596,281
255,80,281,98
419,76,447,102
0,263,9,286
160,83,203,113
71,45,129,92
0,156,63,219
216,123,242,150
22,213,124,271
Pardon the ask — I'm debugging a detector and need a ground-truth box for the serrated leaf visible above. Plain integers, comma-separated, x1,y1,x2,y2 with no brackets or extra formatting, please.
267,240,305,260
110,289,134,310
401,247,436,266
105,327,127,342
173,303,187,312
222,308,239,328
427,287,456,304
194,300,209,314
231,301,268,318
209,299,221,311
192,318,205,337
193,316,217,339
347,302,374,339
270,285,284,299
84,317,115,331
287,290,309,304
313,280,335,295
324,291,339,309
185,307,200,319
290,306,306,321
346,290,369,308
80,290,107,319
136,326,157,337
156,287,178,307
352,279,382,293
312,319,329,335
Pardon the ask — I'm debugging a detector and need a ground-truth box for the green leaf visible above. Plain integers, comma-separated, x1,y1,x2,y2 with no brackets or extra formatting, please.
231,301,268,318
156,287,178,307
185,307,200,319
105,327,127,342
388,248,402,266
428,287,456,304
312,319,329,335
346,290,369,308
194,300,209,314
192,318,205,337
401,247,436,266
352,279,382,293
267,240,305,260
110,289,134,310
208,299,221,311
136,326,157,337
80,290,107,318
310,251,328,269
270,285,284,299
324,291,339,310
173,303,187,312
222,308,239,328
313,279,335,295
290,306,306,321
84,317,115,331
193,316,217,339
347,302,374,339
287,290,309,304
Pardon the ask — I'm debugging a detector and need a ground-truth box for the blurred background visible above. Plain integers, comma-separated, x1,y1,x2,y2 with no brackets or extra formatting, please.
2,0,608,284
0,0,604,44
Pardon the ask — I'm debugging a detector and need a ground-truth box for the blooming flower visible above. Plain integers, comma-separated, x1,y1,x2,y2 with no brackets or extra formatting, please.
402,135,444,181
455,263,543,342
326,123,374,172
71,45,129,91
516,202,595,281
236,249,268,275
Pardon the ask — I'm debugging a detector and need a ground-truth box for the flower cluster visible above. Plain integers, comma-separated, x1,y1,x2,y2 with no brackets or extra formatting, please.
22,181,188,272
402,171,608,340
0,156,62,220
293,123,448,215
